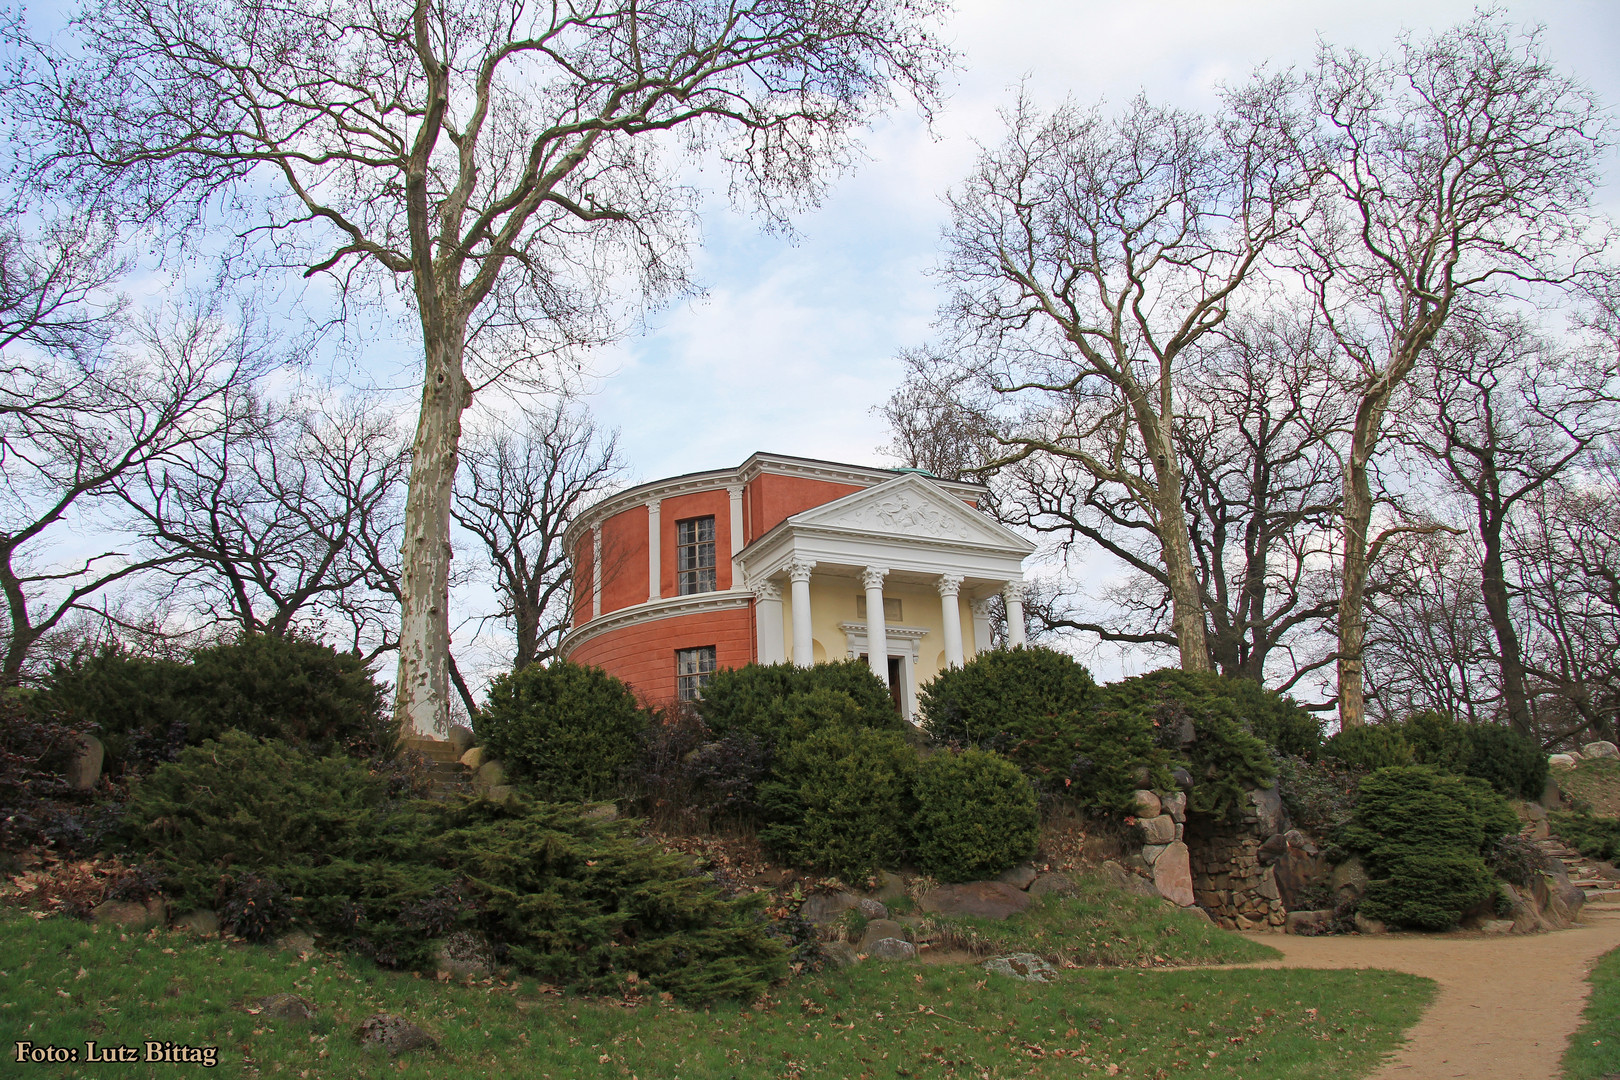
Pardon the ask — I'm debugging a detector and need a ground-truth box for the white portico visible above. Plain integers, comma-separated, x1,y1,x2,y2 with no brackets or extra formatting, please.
736,472,1035,721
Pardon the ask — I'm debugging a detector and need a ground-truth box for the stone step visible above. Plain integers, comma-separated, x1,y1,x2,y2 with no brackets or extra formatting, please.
401,737,464,764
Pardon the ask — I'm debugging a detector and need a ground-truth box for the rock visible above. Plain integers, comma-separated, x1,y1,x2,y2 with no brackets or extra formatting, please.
1353,912,1387,935
982,953,1057,983
1541,773,1563,809
446,725,476,755
1166,711,1196,747
821,941,861,968
1331,857,1370,903
1132,766,1152,786
67,733,104,790
800,891,860,925
1172,767,1194,790
1151,841,1194,907
1272,840,1330,912
473,759,506,789
1162,791,1187,822
1283,829,1319,856
919,881,1032,921
1099,860,1161,899
1582,741,1619,759
865,937,916,961
356,1014,436,1056
868,871,907,903
1132,789,1162,818
1549,754,1580,770
1141,843,1169,866
996,863,1038,890
92,899,165,932
1182,904,1213,925
581,802,618,822
1479,919,1514,934
173,909,220,937
1255,867,1282,902
859,919,908,949
484,784,516,805
1257,833,1288,864
1285,910,1335,936
274,929,317,954
856,897,889,920
253,994,316,1022
433,932,494,980
458,746,486,770
1028,872,1077,898
1138,814,1176,844
1249,787,1288,835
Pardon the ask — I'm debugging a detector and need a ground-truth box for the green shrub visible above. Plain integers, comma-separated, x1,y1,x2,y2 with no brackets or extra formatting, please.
697,660,900,748
1338,765,1518,931
1274,754,1364,837
121,732,787,999
1095,668,1319,757
1462,724,1549,800
41,634,391,770
911,749,1039,883
1096,669,1275,820
476,660,648,801
1549,812,1620,862
919,646,1098,786
1323,724,1414,772
1400,711,1473,773
1065,707,1175,814
756,728,917,881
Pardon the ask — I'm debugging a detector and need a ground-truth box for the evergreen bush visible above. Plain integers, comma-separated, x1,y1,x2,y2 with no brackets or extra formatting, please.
1461,723,1549,800
1095,668,1320,757
38,649,190,770
476,660,648,801
1548,812,1620,862
1064,706,1175,814
756,728,917,881
1274,754,1364,837
1400,711,1473,773
0,695,84,855
918,646,1098,787
1338,765,1518,931
1323,724,1414,772
696,660,900,748
910,749,1039,883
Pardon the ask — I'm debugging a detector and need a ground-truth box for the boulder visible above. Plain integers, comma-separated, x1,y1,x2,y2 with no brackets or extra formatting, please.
1181,904,1213,925
1283,829,1318,855
1027,872,1077,899
173,909,221,937
868,871,908,903
92,899,165,932
1479,919,1514,934
1138,814,1176,844
1549,754,1579,771
856,897,889,920
67,733,104,791
458,746,486,770
800,891,860,925
1151,842,1195,907
821,941,861,968
253,994,316,1022
1331,857,1370,903
982,953,1057,983
1285,910,1335,936
446,725,476,755
433,932,494,980
1162,791,1188,822
1132,790,1162,818
484,784,516,805
1353,912,1387,935
1141,843,1170,866
865,937,916,961
859,919,908,949
1582,741,1619,760
1540,773,1563,810
356,1014,436,1056
1249,787,1288,835
473,759,506,789
996,863,1038,890
1272,839,1331,912
581,802,618,822
1099,859,1161,899
919,881,1032,921
1257,833,1288,865
1172,767,1194,790
274,929,317,954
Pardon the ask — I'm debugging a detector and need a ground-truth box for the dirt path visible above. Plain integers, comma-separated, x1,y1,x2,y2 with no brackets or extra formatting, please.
1231,903,1620,1080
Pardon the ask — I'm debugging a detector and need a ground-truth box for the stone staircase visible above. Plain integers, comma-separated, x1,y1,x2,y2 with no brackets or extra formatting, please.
1534,836,1620,909
400,736,473,801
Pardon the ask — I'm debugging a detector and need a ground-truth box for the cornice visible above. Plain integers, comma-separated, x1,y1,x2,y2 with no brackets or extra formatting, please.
559,590,753,656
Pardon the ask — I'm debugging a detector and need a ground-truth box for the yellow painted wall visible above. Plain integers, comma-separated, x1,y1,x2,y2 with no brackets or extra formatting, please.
778,578,972,693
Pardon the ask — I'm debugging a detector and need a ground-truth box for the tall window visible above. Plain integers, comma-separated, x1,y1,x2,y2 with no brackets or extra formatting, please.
676,646,717,700
677,516,717,594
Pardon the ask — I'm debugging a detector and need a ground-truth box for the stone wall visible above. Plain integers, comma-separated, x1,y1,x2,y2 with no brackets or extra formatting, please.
1184,791,1287,931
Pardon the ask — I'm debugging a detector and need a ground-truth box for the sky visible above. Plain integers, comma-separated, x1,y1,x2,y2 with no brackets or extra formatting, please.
576,0,1620,488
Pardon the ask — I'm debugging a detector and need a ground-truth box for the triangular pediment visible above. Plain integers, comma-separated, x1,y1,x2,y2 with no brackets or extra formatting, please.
786,474,1035,552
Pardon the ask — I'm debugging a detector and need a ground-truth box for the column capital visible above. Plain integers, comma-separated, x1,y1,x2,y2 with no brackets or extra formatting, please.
970,596,996,617
1002,580,1027,603
724,483,744,498
751,578,782,602
860,565,889,592
936,573,965,598
787,558,816,584
646,497,661,513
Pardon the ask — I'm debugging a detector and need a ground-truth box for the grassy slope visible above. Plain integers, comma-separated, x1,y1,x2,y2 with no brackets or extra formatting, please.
0,911,1433,1080
1559,758,1620,819
1562,945,1620,1080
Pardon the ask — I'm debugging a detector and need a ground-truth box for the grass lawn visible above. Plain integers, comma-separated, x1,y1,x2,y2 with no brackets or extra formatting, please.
1562,944,1620,1080
1560,758,1620,819
0,910,1433,1080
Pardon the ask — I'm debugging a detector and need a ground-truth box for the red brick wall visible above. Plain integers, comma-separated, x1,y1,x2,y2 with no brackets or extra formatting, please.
748,474,864,539
598,505,648,615
568,606,755,705
660,489,734,594
573,535,594,625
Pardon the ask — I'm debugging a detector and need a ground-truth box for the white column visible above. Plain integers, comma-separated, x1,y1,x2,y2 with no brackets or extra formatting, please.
752,578,786,664
788,559,816,667
1004,581,1027,647
591,526,603,619
727,484,745,589
862,565,889,683
971,597,994,655
937,573,965,668
646,498,661,602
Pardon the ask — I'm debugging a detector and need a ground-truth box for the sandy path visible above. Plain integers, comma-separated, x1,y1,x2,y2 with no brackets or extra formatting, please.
1230,904,1620,1080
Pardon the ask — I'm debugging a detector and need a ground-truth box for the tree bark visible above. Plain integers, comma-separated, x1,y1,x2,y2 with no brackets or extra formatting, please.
1150,451,1212,672
1477,485,1534,735
1337,389,1389,728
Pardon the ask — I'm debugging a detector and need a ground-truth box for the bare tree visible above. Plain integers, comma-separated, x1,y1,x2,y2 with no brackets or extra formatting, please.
453,400,623,686
927,84,1308,673
121,387,409,660
0,301,261,680
24,0,951,734
1295,14,1613,726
